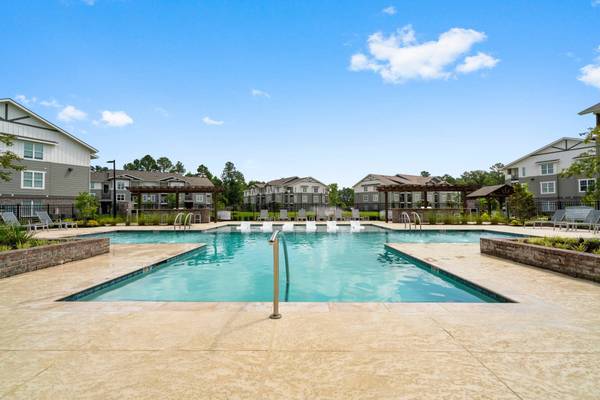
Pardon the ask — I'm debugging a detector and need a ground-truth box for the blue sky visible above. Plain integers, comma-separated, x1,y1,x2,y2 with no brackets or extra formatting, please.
2,0,600,187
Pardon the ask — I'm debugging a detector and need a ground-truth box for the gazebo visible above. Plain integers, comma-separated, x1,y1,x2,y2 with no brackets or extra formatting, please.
128,185,223,222
376,182,481,222
466,184,514,214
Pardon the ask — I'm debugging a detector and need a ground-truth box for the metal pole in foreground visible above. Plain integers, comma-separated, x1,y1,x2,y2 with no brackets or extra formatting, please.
270,235,281,319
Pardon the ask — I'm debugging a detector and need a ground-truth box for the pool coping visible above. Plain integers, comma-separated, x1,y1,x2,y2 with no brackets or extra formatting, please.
58,243,207,301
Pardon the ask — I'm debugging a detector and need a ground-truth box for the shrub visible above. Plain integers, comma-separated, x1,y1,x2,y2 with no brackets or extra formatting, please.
426,212,437,224
509,219,521,226
480,213,491,223
0,225,34,249
443,214,455,225
75,192,99,222
460,214,469,224
526,237,600,254
85,220,99,227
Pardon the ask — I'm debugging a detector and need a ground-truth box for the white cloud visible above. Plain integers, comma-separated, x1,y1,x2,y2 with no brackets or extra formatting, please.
100,110,133,127
15,94,37,105
578,46,600,89
202,116,224,126
58,105,87,122
592,0,600,7
456,52,500,73
382,6,397,15
40,99,62,108
251,89,271,98
350,25,496,83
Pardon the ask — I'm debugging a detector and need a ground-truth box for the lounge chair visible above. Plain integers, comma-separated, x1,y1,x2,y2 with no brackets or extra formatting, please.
557,207,593,231
316,208,328,221
351,208,362,221
257,209,270,221
334,209,343,221
350,220,365,232
236,221,252,233
0,211,45,231
36,211,77,229
279,209,289,221
282,222,294,232
326,221,338,233
532,209,565,229
297,209,307,221
305,221,317,232
261,222,273,233
568,210,600,231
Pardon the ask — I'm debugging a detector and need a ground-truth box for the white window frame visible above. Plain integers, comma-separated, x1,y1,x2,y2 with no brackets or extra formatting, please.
540,181,556,195
521,167,526,177
373,193,379,202
116,193,126,202
363,194,369,202
195,194,205,203
313,186,319,193
23,142,44,160
116,180,129,190
21,170,45,190
578,178,596,193
90,182,102,190
540,162,555,176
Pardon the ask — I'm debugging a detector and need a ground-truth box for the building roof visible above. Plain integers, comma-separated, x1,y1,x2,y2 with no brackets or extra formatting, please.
91,170,214,186
466,184,514,198
0,98,98,154
358,173,445,187
267,176,299,186
503,137,585,168
578,102,600,115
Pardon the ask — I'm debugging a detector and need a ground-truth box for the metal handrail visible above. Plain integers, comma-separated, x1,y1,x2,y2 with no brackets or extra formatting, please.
173,212,184,230
268,230,290,319
183,212,193,230
411,212,422,230
401,212,411,230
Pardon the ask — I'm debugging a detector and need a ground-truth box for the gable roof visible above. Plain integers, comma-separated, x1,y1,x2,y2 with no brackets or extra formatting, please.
0,98,98,153
467,184,513,198
265,176,327,187
578,102,600,115
91,170,214,186
503,137,586,168
355,173,444,187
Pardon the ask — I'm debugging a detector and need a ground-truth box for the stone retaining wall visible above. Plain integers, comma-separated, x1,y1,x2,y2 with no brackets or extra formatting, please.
0,238,110,279
481,238,600,283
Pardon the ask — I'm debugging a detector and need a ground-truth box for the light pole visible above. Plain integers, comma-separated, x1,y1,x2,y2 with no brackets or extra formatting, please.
107,160,116,218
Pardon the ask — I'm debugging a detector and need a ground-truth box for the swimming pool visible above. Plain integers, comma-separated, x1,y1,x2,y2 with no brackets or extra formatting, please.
70,228,515,303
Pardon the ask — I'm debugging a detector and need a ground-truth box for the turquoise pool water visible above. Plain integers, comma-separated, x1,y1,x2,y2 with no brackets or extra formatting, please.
75,228,515,303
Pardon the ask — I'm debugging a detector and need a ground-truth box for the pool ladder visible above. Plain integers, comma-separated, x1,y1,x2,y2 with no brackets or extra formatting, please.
401,211,422,230
268,230,290,319
173,212,194,230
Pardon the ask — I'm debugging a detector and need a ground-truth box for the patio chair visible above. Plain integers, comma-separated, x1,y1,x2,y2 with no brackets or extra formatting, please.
0,211,45,231
532,209,565,229
236,221,251,233
279,209,289,221
260,222,273,233
557,207,593,231
305,221,317,232
316,208,328,221
350,220,365,232
326,221,338,233
257,209,270,221
334,208,343,221
569,210,600,231
351,208,362,221
282,222,294,232
36,211,77,229
297,209,307,221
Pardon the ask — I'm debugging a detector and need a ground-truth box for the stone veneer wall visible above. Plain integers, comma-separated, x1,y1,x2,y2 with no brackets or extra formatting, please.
0,238,109,279
480,238,600,283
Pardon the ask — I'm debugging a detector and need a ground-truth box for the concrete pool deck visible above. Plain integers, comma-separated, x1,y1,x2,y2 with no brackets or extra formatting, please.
1,224,599,398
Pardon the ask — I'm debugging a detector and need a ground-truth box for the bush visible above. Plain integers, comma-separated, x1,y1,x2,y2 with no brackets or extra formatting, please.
426,212,437,224
75,192,99,221
443,214,455,225
0,225,34,249
526,237,600,254
85,220,99,227
510,219,522,226
480,213,491,223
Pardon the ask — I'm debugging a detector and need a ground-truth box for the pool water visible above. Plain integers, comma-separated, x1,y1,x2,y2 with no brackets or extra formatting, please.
76,228,514,303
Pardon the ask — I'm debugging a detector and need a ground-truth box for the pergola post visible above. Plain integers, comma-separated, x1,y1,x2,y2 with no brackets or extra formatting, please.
422,190,428,208
213,191,218,222
175,191,179,210
461,190,468,211
384,191,389,222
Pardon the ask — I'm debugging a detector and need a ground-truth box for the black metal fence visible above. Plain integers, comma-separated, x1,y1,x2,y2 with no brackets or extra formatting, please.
0,204,77,221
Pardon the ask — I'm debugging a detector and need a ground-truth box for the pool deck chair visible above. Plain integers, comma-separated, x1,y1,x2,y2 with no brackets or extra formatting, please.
261,222,273,233
36,211,77,229
568,209,600,231
236,221,252,233
282,222,294,232
305,221,317,232
0,211,45,231
334,209,343,221
279,209,289,221
297,209,307,221
533,209,565,229
317,208,328,221
350,220,365,232
257,209,270,221
351,208,362,221
326,221,338,233
557,207,593,231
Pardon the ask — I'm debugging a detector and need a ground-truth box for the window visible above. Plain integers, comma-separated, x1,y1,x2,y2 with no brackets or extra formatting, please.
90,182,101,190
301,195,308,203
116,180,129,190
116,194,126,202
196,194,204,202
579,179,596,193
393,193,399,202
313,186,319,193
372,194,379,202
540,162,555,175
540,181,556,194
302,186,307,193
21,200,43,217
541,201,556,212
521,167,526,177
21,171,45,189
363,194,369,202
23,142,43,160
363,186,368,192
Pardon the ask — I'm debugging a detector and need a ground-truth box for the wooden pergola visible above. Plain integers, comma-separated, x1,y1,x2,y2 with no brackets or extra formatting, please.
128,185,223,221
376,183,481,222
466,184,514,214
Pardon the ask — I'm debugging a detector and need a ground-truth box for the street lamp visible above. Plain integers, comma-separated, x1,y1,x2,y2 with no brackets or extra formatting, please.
107,160,116,218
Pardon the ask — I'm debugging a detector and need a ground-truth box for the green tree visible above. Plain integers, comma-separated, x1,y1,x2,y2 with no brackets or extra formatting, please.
91,165,109,172
123,159,142,170
75,192,99,221
440,174,457,185
169,161,185,174
0,135,24,181
139,155,158,171
507,183,536,220
328,183,340,206
196,164,214,180
561,126,600,203
339,187,355,208
220,161,246,207
156,157,173,172
420,171,431,177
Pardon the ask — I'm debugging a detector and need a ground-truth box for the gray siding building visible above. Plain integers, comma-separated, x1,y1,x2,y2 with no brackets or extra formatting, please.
243,176,329,210
0,98,97,217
